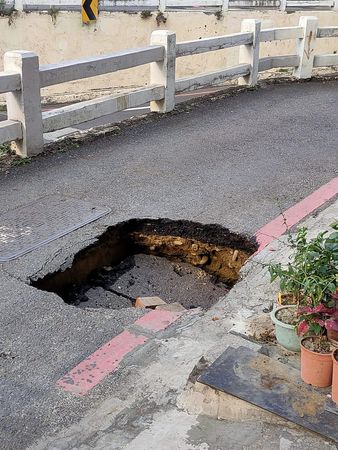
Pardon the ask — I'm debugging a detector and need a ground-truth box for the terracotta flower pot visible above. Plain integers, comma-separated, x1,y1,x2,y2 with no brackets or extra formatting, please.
300,336,333,388
332,349,338,405
327,329,338,347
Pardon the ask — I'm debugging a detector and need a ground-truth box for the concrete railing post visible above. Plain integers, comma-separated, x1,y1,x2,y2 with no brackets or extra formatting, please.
4,51,43,157
222,0,229,12
280,0,287,11
293,16,318,79
150,30,176,113
238,19,261,87
159,0,166,13
14,0,24,11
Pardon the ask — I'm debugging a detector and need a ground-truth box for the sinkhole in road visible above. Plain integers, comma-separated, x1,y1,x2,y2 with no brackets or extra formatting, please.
32,219,257,310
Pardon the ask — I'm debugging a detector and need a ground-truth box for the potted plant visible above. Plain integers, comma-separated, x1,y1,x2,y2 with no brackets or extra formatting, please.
296,300,337,387
270,304,300,351
332,349,338,405
326,291,338,346
300,335,334,387
269,221,338,354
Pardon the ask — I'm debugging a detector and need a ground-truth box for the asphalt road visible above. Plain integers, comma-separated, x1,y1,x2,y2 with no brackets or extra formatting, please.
0,79,337,449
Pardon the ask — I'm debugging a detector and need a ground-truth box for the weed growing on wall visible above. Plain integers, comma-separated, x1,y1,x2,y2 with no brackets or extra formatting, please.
214,10,223,20
140,10,152,19
156,11,167,26
0,0,18,26
48,6,59,25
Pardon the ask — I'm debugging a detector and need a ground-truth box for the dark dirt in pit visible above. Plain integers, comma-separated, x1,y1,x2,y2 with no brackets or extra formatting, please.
67,254,228,310
32,218,257,310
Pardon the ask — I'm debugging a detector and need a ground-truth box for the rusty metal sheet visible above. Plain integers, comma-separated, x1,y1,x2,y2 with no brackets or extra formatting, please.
199,346,338,443
0,195,110,262
325,398,338,416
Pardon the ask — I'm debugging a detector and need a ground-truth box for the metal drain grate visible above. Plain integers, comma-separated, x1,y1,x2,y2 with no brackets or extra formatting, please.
0,195,110,262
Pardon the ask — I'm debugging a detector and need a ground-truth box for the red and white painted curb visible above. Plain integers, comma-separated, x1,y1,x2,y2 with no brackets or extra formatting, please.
134,309,183,331
57,176,338,396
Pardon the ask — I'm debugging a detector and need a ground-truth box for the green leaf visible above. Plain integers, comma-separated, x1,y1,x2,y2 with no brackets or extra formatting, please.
309,323,324,335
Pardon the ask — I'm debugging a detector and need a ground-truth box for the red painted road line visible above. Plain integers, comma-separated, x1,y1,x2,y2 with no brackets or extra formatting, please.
135,309,183,332
57,330,148,396
57,310,183,395
255,177,338,253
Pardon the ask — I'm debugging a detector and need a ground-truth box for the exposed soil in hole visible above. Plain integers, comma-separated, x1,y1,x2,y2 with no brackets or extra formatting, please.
70,254,227,310
31,218,257,310
302,337,333,354
276,308,298,326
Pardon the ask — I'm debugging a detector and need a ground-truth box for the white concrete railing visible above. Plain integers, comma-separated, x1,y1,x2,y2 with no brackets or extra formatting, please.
3,0,337,12
0,16,338,157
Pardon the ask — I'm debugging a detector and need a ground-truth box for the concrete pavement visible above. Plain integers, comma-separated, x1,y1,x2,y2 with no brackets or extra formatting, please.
0,78,337,449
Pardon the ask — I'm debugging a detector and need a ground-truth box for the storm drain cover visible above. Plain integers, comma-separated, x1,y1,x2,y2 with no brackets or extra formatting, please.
199,346,338,443
0,195,110,262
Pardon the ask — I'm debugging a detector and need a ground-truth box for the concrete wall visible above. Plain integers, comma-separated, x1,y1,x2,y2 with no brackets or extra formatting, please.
0,10,338,100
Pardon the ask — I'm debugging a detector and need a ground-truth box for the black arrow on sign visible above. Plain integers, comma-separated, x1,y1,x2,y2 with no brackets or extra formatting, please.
83,0,96,20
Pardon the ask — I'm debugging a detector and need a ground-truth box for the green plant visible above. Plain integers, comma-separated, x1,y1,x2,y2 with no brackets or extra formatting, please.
0,143,11,157
277,68,290,73
140,10,152,19
269,223,338,305
269,222,338,336
49,6,59,25
49,139,81,154
156,11,166,26
0,0,18,26
12,157,31,166
214,10,223,20
7,8,17,26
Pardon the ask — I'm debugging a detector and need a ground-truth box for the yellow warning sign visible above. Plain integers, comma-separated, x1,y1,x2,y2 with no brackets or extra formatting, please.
82,0,98,23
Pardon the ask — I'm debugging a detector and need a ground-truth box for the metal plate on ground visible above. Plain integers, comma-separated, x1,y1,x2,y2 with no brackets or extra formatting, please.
198,346,338,443
0,195,111,262
325,398,338,416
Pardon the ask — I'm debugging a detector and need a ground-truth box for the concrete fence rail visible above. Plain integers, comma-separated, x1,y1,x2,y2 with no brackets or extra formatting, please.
3,0,338,11
0,16,338,157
